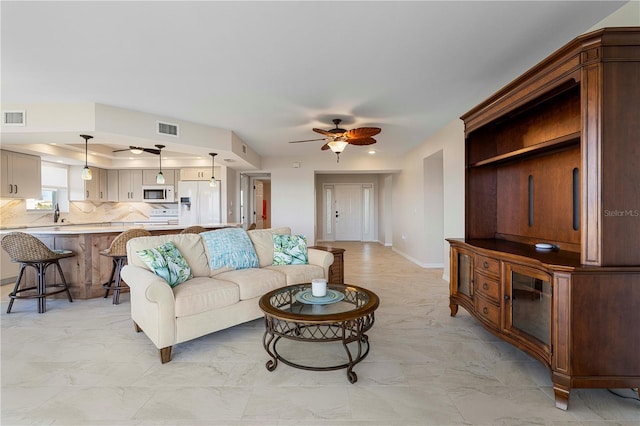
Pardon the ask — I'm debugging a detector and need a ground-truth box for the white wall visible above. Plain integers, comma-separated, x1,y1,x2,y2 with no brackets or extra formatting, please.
393,119,465,278
423,150,445,266
262,159,317,245
589,1,640,30
259,153,403,246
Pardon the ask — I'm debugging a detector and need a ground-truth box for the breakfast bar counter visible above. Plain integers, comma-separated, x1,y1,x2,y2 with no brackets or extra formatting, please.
2,223,239,299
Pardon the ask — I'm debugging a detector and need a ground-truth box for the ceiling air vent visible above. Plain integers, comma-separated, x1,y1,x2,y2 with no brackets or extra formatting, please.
3,110,25,126
157,121,179,137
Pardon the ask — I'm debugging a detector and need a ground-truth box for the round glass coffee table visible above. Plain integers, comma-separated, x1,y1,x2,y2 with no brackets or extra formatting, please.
259,283,379,383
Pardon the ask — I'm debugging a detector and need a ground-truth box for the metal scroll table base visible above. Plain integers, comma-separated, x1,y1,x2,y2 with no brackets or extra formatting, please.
262,314,374,383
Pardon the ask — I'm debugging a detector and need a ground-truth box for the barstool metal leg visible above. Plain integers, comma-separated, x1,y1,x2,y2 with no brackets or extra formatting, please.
7,264,26,314
112,257,126,305
103,259,117,299
37,262,46,314
55,260,73,303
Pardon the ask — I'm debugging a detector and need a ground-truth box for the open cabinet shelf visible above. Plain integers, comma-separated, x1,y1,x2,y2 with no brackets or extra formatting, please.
448,27,640,411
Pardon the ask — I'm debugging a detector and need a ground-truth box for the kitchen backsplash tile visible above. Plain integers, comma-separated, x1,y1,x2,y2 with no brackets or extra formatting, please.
0,200,177,228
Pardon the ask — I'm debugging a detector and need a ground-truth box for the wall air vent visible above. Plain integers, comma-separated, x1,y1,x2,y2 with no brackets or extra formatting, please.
3,110,25,126
157,121,179,137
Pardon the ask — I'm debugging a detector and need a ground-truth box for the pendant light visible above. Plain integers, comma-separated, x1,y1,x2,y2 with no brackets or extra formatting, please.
155,144,165,184
209,153,217,188
80,134,93,180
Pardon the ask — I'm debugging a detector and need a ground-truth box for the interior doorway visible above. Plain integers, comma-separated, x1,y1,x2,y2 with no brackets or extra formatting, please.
240,173,271,230
322,183,374,242
253,179,271,229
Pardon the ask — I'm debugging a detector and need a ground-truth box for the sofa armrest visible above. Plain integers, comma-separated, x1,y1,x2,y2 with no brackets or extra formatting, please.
121,265,177,350
307,248,334,280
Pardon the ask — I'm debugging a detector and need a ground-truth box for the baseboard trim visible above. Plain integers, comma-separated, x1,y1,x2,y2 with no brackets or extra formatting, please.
391,247,444,269
1,277,17,286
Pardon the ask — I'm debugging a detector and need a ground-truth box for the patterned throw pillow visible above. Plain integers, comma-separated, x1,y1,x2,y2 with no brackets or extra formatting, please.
136,241,192,288
201,228,259,270
273,234,308,265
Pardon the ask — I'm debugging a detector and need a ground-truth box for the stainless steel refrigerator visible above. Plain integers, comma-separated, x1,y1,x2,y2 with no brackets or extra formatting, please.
178,181,221,226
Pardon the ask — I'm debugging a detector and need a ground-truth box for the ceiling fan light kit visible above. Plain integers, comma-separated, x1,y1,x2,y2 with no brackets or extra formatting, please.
80,134,93,180
112,145,161,155
155,144,165,184
288,118,381,163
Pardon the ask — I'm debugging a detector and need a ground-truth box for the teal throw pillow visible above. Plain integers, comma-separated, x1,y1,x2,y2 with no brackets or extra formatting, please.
273,234,308,265
201,228,259,270
136,241,192,288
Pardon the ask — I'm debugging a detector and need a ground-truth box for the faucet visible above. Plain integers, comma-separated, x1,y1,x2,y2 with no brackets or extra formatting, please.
53,203,60,223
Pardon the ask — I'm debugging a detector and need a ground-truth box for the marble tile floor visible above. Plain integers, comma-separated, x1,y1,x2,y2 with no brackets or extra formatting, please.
1,242,638,425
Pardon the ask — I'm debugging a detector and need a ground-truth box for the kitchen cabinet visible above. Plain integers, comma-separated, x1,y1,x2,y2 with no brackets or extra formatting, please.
142,169,176,186
118,169,143,201
1,150,42,199
449,28,640,410
180,168,210,181
69,166,108,201
107,170,119,202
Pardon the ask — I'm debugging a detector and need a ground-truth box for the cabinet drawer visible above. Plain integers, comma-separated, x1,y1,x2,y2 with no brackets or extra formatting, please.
474,272,500,302
474,295,500,328
476,255,500,276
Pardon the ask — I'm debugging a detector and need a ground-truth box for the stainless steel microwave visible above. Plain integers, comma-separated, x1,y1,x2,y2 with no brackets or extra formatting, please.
142,185,174,203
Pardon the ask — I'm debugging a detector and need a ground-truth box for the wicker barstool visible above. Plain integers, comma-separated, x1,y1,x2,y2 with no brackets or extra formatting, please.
1,232,75,314
180,226,207,234
100,228,151,305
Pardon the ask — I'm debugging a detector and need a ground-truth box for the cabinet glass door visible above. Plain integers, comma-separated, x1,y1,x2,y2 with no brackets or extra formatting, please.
505,264,551,347
457,251,473,297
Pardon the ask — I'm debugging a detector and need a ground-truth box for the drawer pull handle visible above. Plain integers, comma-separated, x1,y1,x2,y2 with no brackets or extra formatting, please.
483,261,489,269
483,283,488,290
482,307,489,314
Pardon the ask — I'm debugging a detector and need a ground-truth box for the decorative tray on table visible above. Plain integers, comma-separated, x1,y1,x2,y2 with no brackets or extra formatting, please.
295,289,344,305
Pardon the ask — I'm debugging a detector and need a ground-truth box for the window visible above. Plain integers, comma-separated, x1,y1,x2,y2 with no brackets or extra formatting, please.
26,188,57,211
26,162,68,212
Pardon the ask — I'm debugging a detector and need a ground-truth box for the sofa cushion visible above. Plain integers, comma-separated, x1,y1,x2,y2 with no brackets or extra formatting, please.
247,227,291,267
201,228,259,272
127,234,210,277
266,264,324,285
273,234,308,265
173,277,240,317
215,268,286,300
135,241,192,288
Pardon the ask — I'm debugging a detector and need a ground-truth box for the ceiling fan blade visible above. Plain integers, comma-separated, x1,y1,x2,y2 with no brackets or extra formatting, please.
288,138,327,144
346,127,381,139
143,148,161,155
348,137,377,146
313,128,335,137
321,143,331,151
112,146,140,153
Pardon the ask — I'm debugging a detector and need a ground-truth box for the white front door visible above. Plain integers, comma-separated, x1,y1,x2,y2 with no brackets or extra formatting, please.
335,184,363,241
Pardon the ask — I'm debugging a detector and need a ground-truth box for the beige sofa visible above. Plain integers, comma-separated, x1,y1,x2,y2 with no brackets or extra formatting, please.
120,227,333,363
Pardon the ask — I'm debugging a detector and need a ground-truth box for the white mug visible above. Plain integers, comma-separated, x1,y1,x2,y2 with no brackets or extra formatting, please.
311,278,327,297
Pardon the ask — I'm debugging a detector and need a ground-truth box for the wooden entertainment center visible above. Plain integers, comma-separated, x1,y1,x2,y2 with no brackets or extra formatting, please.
448,27,640,410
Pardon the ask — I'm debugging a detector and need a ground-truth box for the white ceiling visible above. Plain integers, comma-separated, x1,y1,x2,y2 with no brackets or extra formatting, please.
0,1,629,163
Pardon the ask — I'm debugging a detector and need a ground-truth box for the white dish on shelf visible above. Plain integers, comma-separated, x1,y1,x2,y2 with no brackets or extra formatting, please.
535,243,555,250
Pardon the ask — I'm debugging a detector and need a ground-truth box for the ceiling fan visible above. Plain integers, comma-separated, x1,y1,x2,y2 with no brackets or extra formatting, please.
112,146,161,155
289,119,381,162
